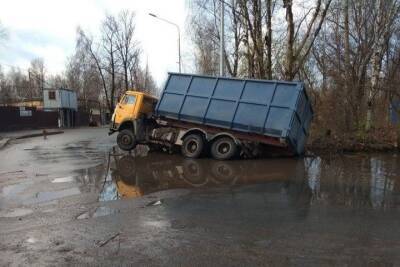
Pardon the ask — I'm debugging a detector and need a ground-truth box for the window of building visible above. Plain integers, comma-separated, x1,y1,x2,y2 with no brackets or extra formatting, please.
48,91,56,100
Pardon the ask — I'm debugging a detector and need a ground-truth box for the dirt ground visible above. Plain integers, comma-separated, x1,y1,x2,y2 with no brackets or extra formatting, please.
1,127,400,266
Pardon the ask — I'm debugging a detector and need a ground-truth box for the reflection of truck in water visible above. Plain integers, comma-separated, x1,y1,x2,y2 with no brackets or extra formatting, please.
109,73,313,160
110,153,309,200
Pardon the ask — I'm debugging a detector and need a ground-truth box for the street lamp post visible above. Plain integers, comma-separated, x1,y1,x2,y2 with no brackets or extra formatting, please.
149,13,181,73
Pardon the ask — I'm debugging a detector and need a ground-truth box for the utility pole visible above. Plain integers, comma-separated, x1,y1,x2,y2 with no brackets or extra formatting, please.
219,0,225,76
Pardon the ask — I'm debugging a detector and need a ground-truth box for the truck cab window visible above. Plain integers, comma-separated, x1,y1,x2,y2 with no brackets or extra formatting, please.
124,95,136,105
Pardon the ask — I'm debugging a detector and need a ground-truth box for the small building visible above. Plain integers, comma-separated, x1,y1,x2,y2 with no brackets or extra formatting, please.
43,88,77,127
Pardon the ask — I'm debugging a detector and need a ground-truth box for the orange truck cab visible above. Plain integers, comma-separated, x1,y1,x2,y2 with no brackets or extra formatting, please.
109,91,158,150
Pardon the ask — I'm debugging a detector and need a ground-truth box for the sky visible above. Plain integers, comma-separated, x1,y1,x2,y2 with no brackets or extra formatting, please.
0,0,192,86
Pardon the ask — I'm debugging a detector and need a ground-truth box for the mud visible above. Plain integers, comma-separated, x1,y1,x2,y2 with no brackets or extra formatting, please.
1,128,400,265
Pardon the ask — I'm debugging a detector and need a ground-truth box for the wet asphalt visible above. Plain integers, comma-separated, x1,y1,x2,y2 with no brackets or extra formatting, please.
1,127,400,266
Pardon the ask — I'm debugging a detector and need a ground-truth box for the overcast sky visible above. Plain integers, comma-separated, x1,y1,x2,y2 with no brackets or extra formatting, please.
0,0,191,86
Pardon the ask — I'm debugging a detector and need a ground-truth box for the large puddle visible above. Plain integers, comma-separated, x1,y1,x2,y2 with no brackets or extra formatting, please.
1,146,400,215
96,150,400,210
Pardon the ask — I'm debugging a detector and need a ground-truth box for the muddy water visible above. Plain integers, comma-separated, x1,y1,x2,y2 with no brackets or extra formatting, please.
1,145,400,265
107,152,398,209
74,148,400,210
1,147,400,215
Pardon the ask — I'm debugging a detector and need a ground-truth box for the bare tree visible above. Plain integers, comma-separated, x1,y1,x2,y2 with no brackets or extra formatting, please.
282,0,332,80
65,50,104,112
115,10,140,91
366,0,400,130
305,0,400,140
192,19,219,75
190,0,331,81
75,12,156,115
102,15,120,112
224,0,244,77
133,61,157,95
0,65,15,104
189,0,245,77
28,58,45,99
239,0,266,78
189,1,219,75
77,27,114,113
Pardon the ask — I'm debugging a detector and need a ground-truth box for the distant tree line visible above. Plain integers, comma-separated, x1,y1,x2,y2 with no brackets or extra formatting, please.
189,0,400,144
0,11,157,114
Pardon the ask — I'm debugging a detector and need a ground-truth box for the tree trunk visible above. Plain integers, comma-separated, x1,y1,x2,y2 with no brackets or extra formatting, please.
265,0,273,80
283,0,295,80
343,0,352,131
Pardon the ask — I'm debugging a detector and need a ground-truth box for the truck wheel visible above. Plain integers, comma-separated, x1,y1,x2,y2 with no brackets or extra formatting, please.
117,129,137,151
181,134,205,158
210,137,237,160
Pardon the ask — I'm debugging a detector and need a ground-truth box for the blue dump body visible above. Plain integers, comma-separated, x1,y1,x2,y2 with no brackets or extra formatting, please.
155,73,313,155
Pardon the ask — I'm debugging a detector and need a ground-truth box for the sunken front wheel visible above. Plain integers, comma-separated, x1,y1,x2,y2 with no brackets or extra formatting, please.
117,129,137,151
210,137,237,160
181,134,205,158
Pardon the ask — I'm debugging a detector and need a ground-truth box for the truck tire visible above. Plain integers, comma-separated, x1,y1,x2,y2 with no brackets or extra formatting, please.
181,134,205,158
210,137,237,160
117,129,137,151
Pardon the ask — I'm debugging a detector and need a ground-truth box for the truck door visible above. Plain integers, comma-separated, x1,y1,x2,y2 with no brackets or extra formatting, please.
116,94,137,122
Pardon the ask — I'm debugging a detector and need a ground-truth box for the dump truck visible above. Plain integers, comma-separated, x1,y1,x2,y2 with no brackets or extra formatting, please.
109,73,313,160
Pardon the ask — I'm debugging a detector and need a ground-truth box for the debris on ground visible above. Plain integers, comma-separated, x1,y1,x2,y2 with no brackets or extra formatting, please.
98,232,120,247
146,200,162,207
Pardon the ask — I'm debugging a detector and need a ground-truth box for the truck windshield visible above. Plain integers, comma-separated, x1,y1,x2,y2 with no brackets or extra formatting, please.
122,95,136,105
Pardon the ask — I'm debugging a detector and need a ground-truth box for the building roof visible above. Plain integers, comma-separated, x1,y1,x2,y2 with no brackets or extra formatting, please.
43,87,76,92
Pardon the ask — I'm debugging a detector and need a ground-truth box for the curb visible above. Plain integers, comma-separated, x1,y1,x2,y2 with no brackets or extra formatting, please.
15,131,64,140
0,138,11,150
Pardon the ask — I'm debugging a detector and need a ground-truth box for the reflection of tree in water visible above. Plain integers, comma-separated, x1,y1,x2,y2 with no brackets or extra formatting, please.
304,154,400,210
369,156,398,209
285,159,312,218
98,178,119,202
304,157,321,202
74,163,111,194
